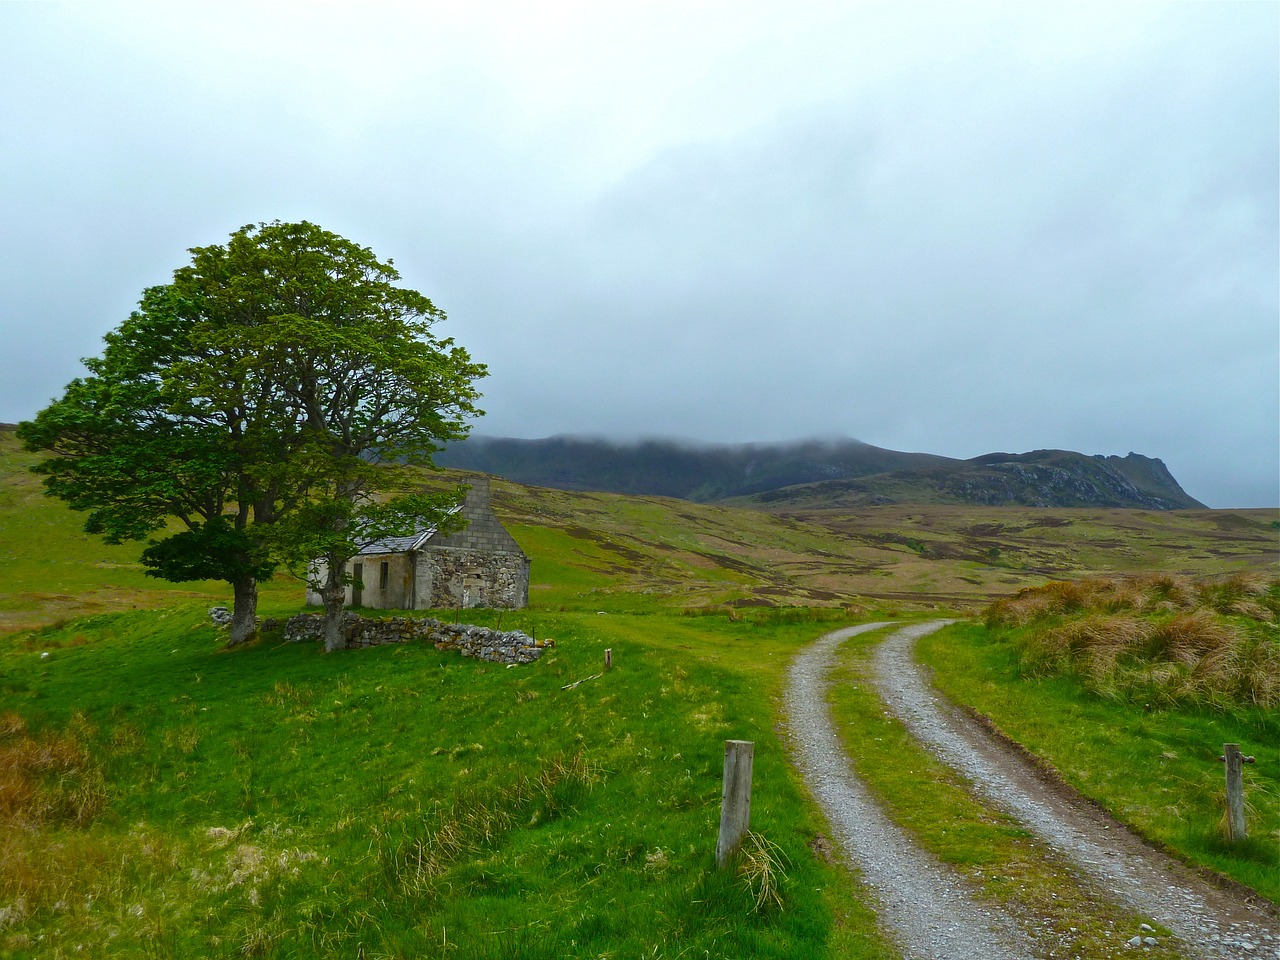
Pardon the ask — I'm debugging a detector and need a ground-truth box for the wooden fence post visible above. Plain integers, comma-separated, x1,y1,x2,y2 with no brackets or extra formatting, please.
604,648,612,671
716,739,754,869
1224,743,1247,842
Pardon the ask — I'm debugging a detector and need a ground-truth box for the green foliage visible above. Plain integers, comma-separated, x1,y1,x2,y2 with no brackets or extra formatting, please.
140,516,276,583
17,348,234,545
17,222,486,645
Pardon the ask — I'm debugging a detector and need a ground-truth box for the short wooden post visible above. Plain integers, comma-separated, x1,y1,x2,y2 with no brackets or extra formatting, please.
604,648,612,670
1224,743,1247,842
716,739,754,869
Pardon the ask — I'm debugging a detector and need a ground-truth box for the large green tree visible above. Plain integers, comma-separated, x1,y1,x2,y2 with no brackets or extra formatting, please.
19,221,486,649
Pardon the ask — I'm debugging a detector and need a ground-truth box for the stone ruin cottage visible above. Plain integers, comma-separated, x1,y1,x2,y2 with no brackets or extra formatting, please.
305,477,530,611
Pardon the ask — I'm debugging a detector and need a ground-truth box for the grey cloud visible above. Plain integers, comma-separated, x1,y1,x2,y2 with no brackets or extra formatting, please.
0,3,1274,507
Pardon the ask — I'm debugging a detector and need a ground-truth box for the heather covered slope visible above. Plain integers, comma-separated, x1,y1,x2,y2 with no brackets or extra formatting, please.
487,483,1269,612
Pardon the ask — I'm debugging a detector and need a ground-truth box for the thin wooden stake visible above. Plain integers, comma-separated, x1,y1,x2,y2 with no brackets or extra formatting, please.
604,648,613,670
716,739,754,869
1224,742,1247,842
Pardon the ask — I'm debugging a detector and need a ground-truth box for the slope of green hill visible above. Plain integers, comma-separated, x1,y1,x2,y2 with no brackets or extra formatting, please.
1,424,1274,636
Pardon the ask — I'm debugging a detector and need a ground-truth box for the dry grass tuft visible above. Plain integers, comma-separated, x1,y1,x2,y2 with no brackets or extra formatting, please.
0,710,107,829
987,574,1279,710
737,831,790,913
0,711,117,934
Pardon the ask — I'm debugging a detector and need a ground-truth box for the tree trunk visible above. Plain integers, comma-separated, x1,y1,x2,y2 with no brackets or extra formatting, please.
321,554,349,653
227,576,259,646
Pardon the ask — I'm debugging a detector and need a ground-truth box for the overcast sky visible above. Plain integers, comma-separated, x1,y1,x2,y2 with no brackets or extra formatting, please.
2,2,1276,508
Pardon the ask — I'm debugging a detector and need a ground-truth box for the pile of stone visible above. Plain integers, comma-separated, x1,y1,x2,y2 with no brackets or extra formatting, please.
279,612,552,665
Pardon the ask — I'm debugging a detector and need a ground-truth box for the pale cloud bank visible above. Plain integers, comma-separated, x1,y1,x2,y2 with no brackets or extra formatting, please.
1,2,1275,506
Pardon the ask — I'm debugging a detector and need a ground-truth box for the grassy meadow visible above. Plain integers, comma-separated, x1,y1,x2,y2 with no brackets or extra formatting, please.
2,605,901,959
1,422,1277,957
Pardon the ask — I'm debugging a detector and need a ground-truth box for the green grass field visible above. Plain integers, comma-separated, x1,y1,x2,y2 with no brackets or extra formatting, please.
2,606,902,958
2,424,1276,957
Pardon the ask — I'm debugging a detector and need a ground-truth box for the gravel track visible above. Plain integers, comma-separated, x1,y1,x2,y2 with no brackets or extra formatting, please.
870,621,1279,960
785,623,1033,960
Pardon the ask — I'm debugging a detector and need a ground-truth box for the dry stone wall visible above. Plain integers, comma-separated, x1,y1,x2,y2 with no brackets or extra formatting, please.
280,612,551,664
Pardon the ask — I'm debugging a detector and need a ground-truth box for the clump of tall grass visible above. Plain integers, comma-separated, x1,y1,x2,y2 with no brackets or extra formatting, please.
380,750,601,900
0,710,107,829
0,710,130,943
986,574,1279,710
736,831,790,913
991,573,1278,626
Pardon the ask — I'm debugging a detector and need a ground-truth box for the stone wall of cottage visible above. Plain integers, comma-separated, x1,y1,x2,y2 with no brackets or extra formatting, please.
428,548,530,609
279,612,551,664
303,477,530,611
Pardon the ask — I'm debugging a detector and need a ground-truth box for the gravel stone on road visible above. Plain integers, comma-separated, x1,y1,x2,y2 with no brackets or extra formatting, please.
870,621,1278,960
785,621,1279,960
785,623,1033,960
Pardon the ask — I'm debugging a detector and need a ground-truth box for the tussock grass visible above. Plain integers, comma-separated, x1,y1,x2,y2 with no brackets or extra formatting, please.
989,572,1278,625
736,831,791,913
987,574,1279,710
0,710,107,829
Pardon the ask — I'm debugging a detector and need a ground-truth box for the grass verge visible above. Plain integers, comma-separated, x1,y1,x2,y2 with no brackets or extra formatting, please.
918,622,1279,903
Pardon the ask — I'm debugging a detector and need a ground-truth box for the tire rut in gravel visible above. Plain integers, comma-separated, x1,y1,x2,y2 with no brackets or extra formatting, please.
871,620,1279,960
785,622,1034,960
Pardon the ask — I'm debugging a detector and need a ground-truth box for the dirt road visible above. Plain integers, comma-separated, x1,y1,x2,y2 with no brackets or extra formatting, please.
785,621,1279,960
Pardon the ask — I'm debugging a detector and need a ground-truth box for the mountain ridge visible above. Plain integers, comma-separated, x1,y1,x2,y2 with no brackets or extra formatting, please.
436,435,1207,510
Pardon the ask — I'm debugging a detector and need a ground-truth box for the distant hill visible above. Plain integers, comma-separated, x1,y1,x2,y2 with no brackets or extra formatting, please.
436,436,1207,510
436,436,954,501
741,449,1207,511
